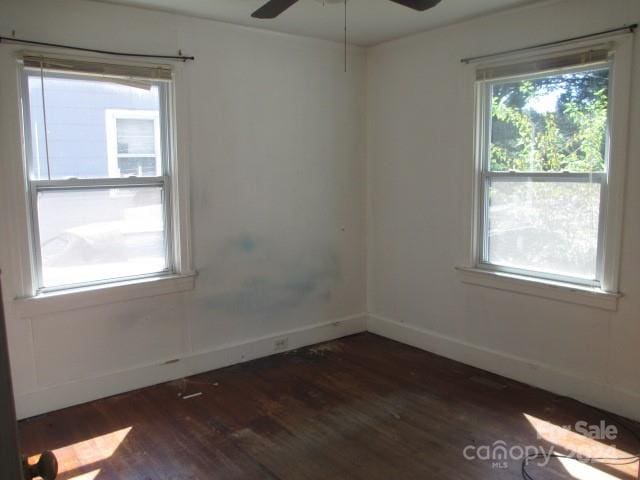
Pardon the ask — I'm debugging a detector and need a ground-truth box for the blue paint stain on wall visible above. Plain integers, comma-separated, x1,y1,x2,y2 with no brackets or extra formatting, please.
239,235,256,253
203,235,341,316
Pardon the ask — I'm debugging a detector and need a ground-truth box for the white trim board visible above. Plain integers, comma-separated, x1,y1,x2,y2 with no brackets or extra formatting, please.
455,267,620,311
15,313,366,420
367,314,640,422
16,312,640,422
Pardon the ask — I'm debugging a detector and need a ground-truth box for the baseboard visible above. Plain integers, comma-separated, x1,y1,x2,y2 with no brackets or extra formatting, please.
367,313,640,422
17,312,639,422
15,313,367,420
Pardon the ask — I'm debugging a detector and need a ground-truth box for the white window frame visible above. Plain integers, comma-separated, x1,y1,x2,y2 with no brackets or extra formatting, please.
461,36,632,309
105,109,162,178
476,62,610,289
13,54,194,308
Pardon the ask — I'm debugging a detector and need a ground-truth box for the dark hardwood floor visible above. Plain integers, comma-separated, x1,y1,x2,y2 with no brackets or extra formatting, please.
19,333,639,479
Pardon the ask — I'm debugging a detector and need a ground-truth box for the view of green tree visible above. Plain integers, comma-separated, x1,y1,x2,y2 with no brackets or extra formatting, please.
489,68,609,172
485,67,609,280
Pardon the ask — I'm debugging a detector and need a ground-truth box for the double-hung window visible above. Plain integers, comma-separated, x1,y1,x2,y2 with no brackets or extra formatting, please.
473,44,630,293
19,56,181,292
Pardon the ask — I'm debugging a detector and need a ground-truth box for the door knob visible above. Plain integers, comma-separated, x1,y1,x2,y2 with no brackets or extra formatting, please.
24,450,58,480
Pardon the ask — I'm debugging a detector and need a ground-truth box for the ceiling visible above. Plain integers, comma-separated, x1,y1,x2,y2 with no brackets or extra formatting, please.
87,0,546,46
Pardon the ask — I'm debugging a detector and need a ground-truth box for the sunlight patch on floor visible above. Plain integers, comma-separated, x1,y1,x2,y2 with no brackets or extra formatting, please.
67,469,101,480
558,457,623,480
28,427,131,475
524,414,637,478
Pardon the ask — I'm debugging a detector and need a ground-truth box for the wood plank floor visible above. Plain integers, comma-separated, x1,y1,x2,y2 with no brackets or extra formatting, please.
19,333,639,480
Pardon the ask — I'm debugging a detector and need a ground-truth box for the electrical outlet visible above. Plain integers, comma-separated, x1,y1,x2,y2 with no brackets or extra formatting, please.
274,338,289,352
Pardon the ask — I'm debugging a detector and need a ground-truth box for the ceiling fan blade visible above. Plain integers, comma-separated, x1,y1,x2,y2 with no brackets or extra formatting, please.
388,0,442,11
251,0,300,18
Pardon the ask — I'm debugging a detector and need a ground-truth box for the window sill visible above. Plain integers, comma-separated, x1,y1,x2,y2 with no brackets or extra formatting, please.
13,272,197,318
455,267,620,311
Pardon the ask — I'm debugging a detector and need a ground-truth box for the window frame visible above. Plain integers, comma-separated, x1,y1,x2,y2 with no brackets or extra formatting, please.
16,56,191,296
29,178,173,293
469,37,632,296
476,62,611,288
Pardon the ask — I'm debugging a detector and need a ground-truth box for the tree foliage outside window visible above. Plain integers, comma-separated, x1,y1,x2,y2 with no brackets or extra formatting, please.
489,68,609,173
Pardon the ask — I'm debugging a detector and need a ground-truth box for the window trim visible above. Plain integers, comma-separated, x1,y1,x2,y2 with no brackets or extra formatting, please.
13,272,196,318
13,54,194,301
465,35,633,303
455,266,620,311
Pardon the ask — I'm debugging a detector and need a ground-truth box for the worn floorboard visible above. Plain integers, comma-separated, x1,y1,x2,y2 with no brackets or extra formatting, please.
18,333,640,479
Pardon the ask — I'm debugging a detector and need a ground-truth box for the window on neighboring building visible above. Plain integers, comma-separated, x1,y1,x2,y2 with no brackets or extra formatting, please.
474,49,616,288
20,56,177,291
106,110,161,178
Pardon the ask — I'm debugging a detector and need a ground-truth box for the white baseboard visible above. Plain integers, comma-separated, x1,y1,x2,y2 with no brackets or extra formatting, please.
367,314,640,422
17,312,640,422
15,313,367,420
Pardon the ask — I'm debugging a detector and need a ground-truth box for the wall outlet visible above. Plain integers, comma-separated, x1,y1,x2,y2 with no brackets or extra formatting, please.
274,338,289,352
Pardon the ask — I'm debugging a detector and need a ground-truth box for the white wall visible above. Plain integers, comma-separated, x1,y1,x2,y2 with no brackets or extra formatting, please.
366,0,640,420
0,0,366,419
2,0,639,422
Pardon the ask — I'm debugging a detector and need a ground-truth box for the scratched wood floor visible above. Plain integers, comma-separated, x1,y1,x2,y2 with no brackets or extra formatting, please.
19,333,639,479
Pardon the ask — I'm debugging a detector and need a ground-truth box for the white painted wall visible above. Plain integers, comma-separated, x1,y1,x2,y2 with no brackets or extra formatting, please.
0,0,366,418
366,0,640,420
2,0,639,422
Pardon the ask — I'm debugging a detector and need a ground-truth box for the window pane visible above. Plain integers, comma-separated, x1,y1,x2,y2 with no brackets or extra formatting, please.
486,180,601,280
26,72,162,179
116,118,156,155
37,187,167,288
490,68,609,173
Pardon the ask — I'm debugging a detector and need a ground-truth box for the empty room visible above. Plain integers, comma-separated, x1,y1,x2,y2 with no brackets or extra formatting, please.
0,0,639,478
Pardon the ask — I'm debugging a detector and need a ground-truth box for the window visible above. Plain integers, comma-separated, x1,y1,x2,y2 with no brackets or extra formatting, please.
473,46,629,292
106,110,161,177
19,56,181,292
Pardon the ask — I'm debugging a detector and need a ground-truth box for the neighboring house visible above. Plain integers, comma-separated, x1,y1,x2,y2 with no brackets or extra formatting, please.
27,75,161,179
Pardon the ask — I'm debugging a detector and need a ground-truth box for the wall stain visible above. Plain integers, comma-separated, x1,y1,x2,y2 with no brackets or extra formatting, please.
239,235,256,253
202,235,341,316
